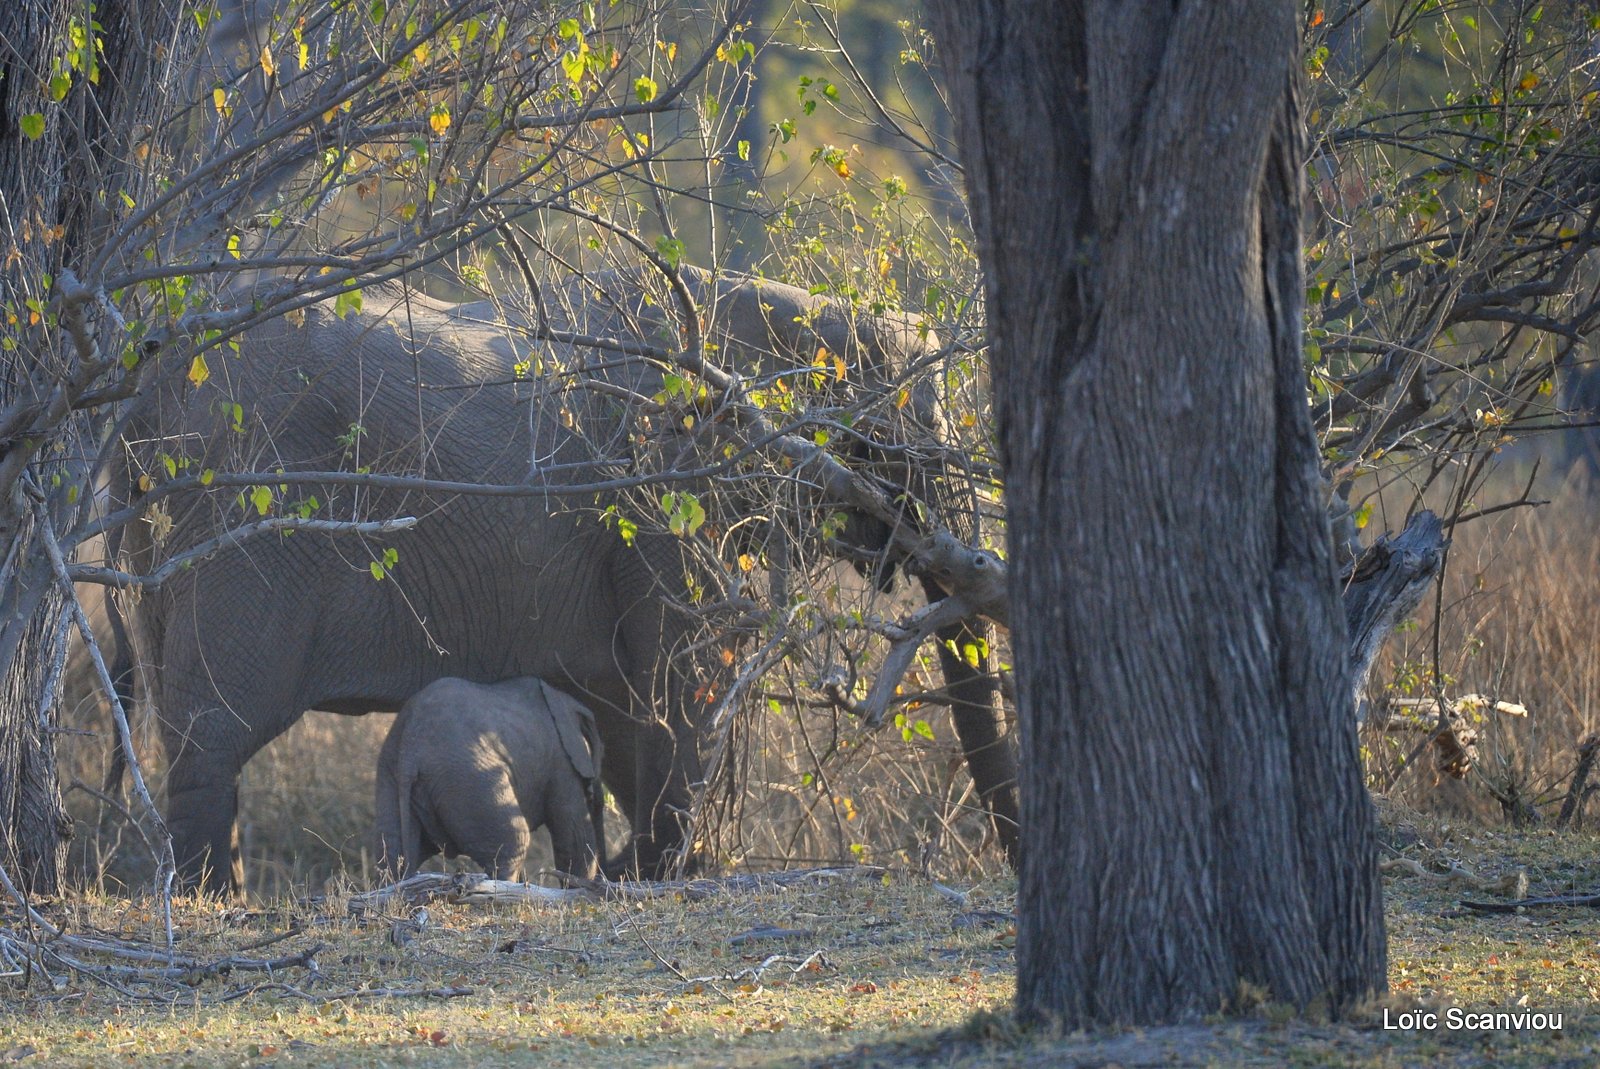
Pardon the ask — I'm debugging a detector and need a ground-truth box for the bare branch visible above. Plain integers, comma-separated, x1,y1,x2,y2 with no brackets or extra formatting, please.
69,516,418,591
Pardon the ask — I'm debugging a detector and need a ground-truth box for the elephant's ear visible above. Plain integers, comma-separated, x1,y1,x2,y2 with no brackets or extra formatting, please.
538,681,599,781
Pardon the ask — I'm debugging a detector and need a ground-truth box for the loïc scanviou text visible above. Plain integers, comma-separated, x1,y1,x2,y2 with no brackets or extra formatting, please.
1383,1008,1562,1032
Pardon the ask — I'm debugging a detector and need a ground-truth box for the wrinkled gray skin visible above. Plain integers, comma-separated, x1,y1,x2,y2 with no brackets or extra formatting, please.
115,266,947,893
373,677,604,882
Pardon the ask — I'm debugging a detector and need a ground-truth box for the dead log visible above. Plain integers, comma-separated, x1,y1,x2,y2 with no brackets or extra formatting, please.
1342,510,1446,708
348,865,890,913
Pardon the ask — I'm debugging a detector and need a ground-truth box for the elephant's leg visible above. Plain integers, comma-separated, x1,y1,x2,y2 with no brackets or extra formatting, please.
161,682,307,894
621,711,694,878
440,767,532,881
161,706,250,895
921,577,1020,869
610,541,707,878
543,781,600,881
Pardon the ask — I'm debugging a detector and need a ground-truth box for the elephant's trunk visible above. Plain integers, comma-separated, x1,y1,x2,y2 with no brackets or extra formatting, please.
922,576,1020,869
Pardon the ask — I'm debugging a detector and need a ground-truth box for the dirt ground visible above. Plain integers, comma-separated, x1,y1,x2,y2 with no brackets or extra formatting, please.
3,812,1599,1067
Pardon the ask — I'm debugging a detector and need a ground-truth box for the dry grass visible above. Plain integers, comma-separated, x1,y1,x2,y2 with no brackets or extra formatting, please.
1,870,1019,1068
1363,474,1600,825
4,814,1600,1067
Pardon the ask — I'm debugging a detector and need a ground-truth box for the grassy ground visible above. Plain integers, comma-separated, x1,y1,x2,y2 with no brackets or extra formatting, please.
4,811,1600,1067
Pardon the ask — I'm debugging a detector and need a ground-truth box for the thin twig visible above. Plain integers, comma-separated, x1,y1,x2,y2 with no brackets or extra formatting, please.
25,480,176,948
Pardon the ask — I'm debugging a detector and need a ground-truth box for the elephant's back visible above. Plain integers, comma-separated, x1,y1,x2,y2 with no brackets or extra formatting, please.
398,677,553,770
135,292,535,483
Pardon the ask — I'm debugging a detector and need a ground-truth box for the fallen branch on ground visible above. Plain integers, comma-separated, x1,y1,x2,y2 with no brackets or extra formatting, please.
1380,857,1529,898
220,982,474,1002
0,914,326,1001
683,949,834,988
347,865,891,913
1461,892,1600,913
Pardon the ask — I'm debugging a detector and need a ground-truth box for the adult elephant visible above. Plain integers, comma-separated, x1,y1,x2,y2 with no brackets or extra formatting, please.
106,265,1015,892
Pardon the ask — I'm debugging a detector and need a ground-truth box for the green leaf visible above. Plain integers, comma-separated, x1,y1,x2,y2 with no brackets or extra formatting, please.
19,113,45,140
655,236,686,269
333,287,363,319
369,560,386,580
736,139,749,161
634,76,657,103
660,490,706,538
561,50,586,85
250,485,272,515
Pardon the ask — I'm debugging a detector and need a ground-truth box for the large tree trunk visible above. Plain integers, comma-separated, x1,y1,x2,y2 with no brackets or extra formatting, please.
0,0,179,895
927,0,1386,1027
0,0,84,897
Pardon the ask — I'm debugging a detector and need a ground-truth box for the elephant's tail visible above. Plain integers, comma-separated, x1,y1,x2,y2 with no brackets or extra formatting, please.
579,709,605,866
395,763,426,879
90,465,153,797
374,726,422,880
98,596,138,795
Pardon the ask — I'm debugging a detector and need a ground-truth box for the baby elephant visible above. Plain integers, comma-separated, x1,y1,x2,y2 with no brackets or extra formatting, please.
373,677,605,882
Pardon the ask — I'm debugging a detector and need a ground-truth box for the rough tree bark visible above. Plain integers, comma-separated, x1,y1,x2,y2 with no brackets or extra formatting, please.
0,0,181,894
925,0,1386,1026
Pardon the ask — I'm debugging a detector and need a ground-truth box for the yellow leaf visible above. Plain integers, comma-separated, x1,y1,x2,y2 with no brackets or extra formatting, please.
187,354,210,387
1519,74,1540,92
137,473,154,492
259,45,276,78
738,552,754,572
895,387,910,409
429,106,451,135
212,87,226,114
833,354,847,381
832,158,850,179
